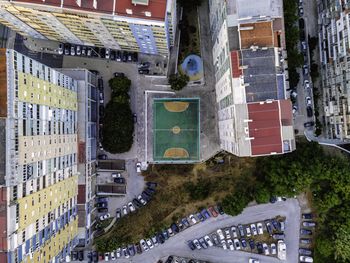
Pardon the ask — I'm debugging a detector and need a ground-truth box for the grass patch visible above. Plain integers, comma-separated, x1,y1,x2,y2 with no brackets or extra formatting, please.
94,155,256,252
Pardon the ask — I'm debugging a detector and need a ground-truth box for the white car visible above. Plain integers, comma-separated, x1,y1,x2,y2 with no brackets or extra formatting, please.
189,214,197,224
263,243,270,255
278,240,287,260
293,105,298,114
245,226,252,237
224,228,231,239
137,195,147,205
110,252,115,260
136,162,141,173
221,239,227,250
227,239,234,250
65,255,71,262
122,205,128,215
217,229,225,240
99,213,111,221
105,48,110,59
146,238,154,249
204,235,213,247
151,236,159,247
306,96,312,106
249,258,260,263
257,222,263,235
300,256,313,262
104,252,109,261
128,202,136,212
233,238,241,250
58,43,63,55
76,45,81,56
250,224,258,236
193,239,201,250
140,239,149,252
111,172,121,178
122,247,129,259
304,80,310,89
116,248,121,258
271,243,277,255
231,226,238,238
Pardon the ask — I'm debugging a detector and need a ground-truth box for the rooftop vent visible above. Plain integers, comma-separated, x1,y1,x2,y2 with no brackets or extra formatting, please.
132,0,150,6
126,9,133,14
145,11,152,17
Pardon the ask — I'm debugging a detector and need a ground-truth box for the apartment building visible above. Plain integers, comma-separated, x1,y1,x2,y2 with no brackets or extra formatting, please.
318,0,350,141
57,69,98,248
209,0,296,157
0,49,79,263
0,0,177,56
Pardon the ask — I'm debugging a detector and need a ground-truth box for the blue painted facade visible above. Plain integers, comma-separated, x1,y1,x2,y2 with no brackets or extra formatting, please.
129,24,158,55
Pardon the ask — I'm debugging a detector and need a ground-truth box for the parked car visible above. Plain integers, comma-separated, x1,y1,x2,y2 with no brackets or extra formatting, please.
204,235,213,247
262,243,270,255
201,209,211,219
189,214,197,224
157,233,165,244
127,53,132,62
217,229,225,240
87,47,92,56
116,208,121,219
133,113,137,123
224,228,231,239
272,233,285,240
300,238,312,244
193,239,201,250
122,51,128,62
110,252,115,260
167,227,174,237
234,238,241,250
249,239,255,250
238,224,245,237
188,241,196,250
128,202,136,212
138,62,151,69
76,45,81,56
271,243,277,255
58,43,63,55
92,251,98,263
136,162,141,173
116,51,121,61
132,198,142,208
216,204,225,215
303,65,309,75
165,256,174,263
104,252,109,261
132,52,138,62
196,212,205,222
279,221,285,231
301,41,307,51
208,206,218,217
114,177,125,184
135,243,142,254
138,69,150,74
122,205,128,215
70,46,75,56
171,223,179,233
151,236,159,247
105,48,110,59
227,239,234,250
71,251,78,261
256,242,263,254
122,247,129,259
97,207,108,213
116,248,121,258
99,213,111,221
250,224,258,235
110,50,115,60
241,238,247,248
249,258,260,263
199,238,208,249
245,225,252,237
181,217,190,228
98,154,107,160
306,106,313,117
299,18,305,29
137,195,147,205
300,229,312,235
257,222,263,235
140,239,149,251
299,6,304,16
302,213,313,220
303,221,316,227
211,233,219,245
299,256,313,262
304,80,310,89
64,44,70,55
306,96,312,106
146,238,154,249
231,226,238,238
304,121,315,127
96,202,107,208
81,46,86,56
299,248,313,256
114,72,125,77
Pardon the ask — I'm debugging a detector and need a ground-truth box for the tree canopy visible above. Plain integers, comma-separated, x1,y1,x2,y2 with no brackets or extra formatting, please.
169,73,189,91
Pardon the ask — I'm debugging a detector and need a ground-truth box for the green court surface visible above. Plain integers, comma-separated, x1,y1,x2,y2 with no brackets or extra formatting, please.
153,98,200,162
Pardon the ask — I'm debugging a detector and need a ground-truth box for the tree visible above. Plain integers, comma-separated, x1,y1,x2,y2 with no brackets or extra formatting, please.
254,186,271,204
109,76,131,95
169,73,189,91
101,101,134,153
334,222,350,262
222,189,252,216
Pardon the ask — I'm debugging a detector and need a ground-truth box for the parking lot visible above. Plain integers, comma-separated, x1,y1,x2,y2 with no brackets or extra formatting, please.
87,199,300,263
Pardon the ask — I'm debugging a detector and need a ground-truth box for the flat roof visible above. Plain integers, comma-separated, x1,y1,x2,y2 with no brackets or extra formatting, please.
240,48,278,102
239,21,274,49
13,0,167,20
247,101,283,156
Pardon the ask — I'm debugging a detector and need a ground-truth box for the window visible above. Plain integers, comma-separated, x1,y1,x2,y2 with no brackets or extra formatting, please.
22,231,26,243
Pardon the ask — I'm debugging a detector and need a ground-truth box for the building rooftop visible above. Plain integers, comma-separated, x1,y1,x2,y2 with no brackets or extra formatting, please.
239,21,274,49
240,48,279,102
247,101,283,156
12,0,167,20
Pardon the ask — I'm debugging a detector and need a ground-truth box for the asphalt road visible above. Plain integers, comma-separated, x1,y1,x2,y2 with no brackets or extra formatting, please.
106,199,300,263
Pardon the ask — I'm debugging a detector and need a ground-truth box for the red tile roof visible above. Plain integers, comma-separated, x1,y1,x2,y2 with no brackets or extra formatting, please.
13,0,167,19
231,51,242,78
116,0,167,21
247,101,283,156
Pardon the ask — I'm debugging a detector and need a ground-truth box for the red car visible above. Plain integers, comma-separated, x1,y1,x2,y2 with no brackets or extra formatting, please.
208,206,218,217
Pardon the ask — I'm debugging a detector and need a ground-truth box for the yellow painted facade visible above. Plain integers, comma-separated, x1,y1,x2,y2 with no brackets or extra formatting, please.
18,72,77,111
25,218,78,263
18,135,77,165
17,175,78,231
53,13,102,46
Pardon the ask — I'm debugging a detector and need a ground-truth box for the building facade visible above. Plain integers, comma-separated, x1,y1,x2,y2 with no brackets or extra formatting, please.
318,0,350,141
57,69,98,248
0,49,79,263
209,0,296,157
0,0,176,56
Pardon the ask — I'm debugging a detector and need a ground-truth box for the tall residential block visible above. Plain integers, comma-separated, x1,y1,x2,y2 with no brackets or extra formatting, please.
0,49,79,263
318,0,350,141
209,0,296,157
0,0,177,56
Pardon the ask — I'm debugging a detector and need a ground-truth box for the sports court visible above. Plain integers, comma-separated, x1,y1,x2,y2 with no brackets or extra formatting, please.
153,98,200,162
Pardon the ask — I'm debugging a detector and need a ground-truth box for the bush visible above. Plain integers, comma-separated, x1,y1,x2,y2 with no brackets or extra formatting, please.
169,73,189,91
184,178,212,200
109,76,131,96
222,189,252,216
